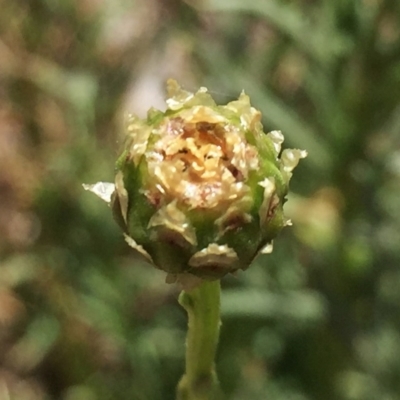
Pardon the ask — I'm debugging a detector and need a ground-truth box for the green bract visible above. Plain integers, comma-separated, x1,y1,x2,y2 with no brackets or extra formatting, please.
84,80,306,285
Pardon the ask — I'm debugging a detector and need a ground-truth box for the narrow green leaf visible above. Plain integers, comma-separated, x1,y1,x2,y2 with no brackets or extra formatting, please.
203,0,350,65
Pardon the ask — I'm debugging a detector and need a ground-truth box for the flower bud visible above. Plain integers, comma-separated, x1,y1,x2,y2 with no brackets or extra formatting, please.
84,80,306,283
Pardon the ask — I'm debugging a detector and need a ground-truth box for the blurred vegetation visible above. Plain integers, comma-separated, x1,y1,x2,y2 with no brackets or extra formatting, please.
1,0,400,399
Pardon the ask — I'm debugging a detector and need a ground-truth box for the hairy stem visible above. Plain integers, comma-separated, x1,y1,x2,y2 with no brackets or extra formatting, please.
177,280,222,400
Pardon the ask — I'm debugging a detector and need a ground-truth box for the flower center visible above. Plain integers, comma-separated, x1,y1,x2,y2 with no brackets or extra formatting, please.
145,116,259,209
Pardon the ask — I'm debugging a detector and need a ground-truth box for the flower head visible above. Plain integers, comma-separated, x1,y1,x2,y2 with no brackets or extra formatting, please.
84,80,306,284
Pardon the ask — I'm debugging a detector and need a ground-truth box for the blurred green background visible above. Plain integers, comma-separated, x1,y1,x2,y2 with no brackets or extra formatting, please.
1,0,400,399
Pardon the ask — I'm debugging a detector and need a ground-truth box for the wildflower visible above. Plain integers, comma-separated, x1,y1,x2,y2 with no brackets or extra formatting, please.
84,80,306,284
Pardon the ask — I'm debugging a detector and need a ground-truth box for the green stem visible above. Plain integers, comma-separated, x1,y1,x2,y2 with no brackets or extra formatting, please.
177,280,222,400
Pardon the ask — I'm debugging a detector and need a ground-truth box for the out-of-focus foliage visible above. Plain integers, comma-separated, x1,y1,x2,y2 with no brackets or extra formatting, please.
1,0,400,399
